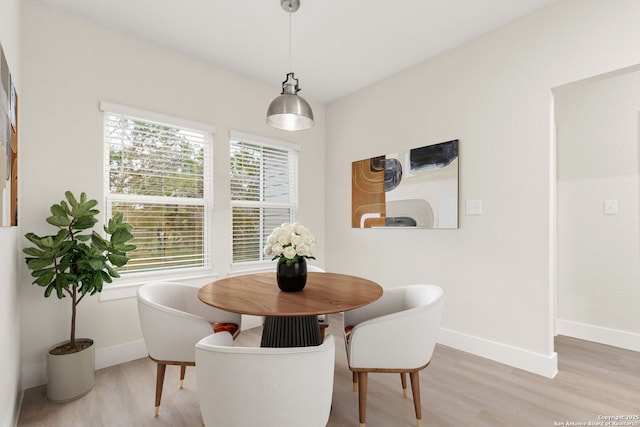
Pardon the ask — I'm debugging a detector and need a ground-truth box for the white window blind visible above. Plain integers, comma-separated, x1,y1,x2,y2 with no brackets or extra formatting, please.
230,132,298,264
102,102,213,274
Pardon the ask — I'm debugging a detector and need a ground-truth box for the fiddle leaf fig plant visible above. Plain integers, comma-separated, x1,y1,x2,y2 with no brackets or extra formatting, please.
23,191,136,354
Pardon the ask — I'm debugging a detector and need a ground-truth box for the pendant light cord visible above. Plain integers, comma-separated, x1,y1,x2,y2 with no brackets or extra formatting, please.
288,8,292,73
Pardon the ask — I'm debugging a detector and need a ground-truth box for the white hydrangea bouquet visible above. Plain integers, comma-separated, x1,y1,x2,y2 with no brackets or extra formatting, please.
264,223,316,266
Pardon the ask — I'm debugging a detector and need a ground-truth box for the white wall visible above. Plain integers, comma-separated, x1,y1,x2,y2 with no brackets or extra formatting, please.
325,0,640,377
555,68,640,350
0,228,20,425
19,0,326,388
0,0,21,424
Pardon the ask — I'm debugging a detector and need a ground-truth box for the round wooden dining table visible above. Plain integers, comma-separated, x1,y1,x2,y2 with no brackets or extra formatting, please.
198,272,383,347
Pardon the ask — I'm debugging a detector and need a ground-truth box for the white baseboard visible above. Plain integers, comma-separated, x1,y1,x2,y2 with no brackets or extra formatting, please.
9,390,23,427
94,340,148,370
438,328,558,378
21,362,46,391
556,319,640,352
21,339,148,391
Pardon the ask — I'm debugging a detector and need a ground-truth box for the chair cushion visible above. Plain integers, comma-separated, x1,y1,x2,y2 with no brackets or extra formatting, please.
212,322,239,336
344,325,354,342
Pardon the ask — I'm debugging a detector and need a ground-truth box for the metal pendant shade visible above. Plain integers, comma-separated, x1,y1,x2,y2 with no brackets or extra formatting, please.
266,72,314,131
266,0,314,131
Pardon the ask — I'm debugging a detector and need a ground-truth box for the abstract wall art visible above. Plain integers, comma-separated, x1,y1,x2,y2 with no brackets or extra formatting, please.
352,139,458,229
0,43,18,227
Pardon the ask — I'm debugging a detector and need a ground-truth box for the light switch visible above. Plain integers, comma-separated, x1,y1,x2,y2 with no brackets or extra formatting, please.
604,200,618,215
465,200,482,215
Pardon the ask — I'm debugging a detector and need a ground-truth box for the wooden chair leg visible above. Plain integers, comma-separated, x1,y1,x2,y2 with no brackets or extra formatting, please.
320,324,328,341
400,372,408,397
409,371,422,427
155,362,167,417
357,372,368,427
352,371,358,391
180,364,187,389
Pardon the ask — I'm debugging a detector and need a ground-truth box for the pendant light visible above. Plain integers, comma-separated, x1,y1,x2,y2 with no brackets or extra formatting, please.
266,0,314,131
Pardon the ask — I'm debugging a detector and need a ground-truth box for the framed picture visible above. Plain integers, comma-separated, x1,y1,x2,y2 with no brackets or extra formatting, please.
352,139,458,229
0,44,18,227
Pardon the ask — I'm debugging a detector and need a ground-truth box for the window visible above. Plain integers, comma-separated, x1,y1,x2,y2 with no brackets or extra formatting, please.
101,102,213,274
230,131,299,265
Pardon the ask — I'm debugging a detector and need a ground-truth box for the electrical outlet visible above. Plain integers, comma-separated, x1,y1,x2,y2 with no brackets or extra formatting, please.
465,200,482,215
604,200,617,215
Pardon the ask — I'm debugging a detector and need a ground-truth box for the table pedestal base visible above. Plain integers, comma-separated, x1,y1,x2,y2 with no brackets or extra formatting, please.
261,315,321,347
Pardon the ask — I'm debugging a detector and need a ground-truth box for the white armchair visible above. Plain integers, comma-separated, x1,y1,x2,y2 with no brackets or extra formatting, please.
195,333,335,427
137,281,241,416
343,284,445,427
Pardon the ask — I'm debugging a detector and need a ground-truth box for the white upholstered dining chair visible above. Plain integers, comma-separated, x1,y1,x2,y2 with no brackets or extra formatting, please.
195,332,335,427
136,281,241,416
343,284,445,427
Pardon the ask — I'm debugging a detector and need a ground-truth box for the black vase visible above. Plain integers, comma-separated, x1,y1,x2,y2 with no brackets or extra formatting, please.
276,257,307,292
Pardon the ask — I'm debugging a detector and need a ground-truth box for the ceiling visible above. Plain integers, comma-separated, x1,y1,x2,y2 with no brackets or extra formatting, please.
36,0,559,104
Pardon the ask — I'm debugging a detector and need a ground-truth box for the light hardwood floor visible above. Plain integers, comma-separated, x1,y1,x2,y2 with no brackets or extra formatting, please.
18,314,640,426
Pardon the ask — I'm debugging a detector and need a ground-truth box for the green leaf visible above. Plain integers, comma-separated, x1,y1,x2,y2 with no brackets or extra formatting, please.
92,273,103,289
46,215,71,227
54,229,71,241
33,272,54,287
38,236,57,249
111,228,134,245
25,257,54,271
105,264,120,278
83,198,98,210
55,273,69,289
107,253,129,267
104,212,130,234
79,280,91,296
44,282,56,298
59,201,70,214
24,232,44,246
50,204,67,217
109,211,124,225
101,270,114,283
91,232,109,250
30,267,55,277
73,215,98,230
23,247,47,257
65,191,79,208
87,259,105,270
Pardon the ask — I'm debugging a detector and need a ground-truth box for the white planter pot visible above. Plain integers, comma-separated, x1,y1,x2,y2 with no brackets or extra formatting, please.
46,339,95,403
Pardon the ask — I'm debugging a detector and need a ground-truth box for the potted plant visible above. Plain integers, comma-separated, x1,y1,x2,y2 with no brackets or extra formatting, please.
23,191,136,402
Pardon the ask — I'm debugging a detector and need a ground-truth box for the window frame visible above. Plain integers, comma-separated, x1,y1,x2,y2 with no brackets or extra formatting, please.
229,130,299,272
99,101,216,300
